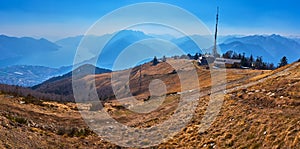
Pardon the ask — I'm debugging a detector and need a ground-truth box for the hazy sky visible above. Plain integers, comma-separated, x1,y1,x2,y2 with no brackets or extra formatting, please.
1,0,299,41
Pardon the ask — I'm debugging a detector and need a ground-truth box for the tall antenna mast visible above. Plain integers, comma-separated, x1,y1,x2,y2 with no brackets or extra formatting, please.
213,6,219,57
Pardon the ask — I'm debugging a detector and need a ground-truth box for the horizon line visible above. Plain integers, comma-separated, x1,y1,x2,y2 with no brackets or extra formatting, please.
1,30,300,42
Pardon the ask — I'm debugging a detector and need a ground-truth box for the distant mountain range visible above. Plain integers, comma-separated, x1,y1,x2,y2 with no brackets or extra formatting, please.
0,35,59,67
1,31,300,69
219,34,300,63
291,37,300,45
54,30,209,69
1,31,300,86
53,31,300,68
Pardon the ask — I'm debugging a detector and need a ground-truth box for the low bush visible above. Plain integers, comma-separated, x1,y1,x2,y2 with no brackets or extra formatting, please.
56,127,93,137
5,114,28,124
23,94,44,106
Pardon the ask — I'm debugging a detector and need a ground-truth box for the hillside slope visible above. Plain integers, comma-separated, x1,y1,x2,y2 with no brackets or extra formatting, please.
33,59,264,101
158,62,300,148
32,64,111,96
0,61,299,148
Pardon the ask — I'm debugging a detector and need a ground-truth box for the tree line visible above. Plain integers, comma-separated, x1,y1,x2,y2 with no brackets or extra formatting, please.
153,51,290,70
221,50,289,69
0,84,73,103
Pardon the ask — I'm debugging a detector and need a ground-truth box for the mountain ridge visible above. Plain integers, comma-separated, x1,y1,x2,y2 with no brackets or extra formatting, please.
2,32,300,86
2,32,299,68
218,34,300,63
0,35,60,67
32,64,111,95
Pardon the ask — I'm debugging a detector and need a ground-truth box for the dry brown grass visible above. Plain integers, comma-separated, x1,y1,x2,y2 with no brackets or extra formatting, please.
0,60,299,148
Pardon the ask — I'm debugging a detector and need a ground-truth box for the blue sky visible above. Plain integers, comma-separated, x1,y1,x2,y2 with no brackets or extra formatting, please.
1,0,299,41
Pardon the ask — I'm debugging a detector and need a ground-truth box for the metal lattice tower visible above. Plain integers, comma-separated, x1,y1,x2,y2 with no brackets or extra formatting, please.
213,7,219,57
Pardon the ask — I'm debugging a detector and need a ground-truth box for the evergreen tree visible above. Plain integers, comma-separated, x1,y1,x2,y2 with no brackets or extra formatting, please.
222,51,233,58
238,53,242,59
193,53,199,60
249,55,254,68
241,53,248,67
278,56,288,68
268,63,275,70
152,56,159,66
255,56,263,69
232,52,239,59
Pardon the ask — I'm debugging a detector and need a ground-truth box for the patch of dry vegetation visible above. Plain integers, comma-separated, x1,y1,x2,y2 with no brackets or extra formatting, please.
0,61,299,148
